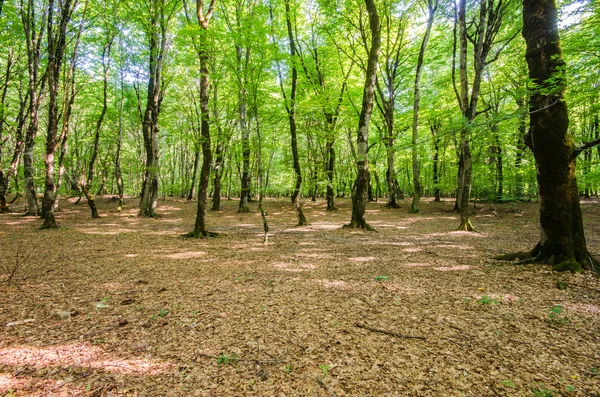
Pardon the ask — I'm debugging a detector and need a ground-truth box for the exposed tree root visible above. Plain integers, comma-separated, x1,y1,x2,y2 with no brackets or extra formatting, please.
457,218,475,232
343,220,376,231
182,230,219,239
493,242,598,273
386,201,401,209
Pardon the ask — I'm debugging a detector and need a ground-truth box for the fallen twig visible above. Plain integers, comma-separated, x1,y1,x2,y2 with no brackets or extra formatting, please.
315,377,337,397
354,322,426,341
195,352,287,365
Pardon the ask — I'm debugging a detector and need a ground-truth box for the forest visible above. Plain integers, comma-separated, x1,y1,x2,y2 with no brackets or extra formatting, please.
1,0,600,395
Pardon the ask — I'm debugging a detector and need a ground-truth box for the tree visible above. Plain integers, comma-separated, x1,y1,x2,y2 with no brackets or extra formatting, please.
187,0,218,238
138,0,176,217
345,0,380,230
278,0,307,226
41,0,84,229
410,0,438,213
506,0,599,271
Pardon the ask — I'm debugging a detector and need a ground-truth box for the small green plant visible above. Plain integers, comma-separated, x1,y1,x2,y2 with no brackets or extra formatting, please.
501,380,516,388
556,280,568,290
565,385,575,392
590,368,599,374
318,364,330,377
158,309,170,317
530,384,557,397
94,338,105,345
217,352,238,365
284,364,292,373
477,295,500,305
374,275,389,282
547,305,568,325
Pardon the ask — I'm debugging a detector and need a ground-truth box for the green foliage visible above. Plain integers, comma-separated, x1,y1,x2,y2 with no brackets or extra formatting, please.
530,384,557,397
477,296,500,305
501,380,516,388
547,305,568,325
217,353,238,365
555,280,569,290
374,276,389,282
552,261,582,273
318,364,330,377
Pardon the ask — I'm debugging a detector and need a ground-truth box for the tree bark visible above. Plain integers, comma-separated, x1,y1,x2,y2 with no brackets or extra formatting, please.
410,0,438,213
345,0,380,230
282,0,307,226
139,0,169,218
188,0,218,238
519,0,597,271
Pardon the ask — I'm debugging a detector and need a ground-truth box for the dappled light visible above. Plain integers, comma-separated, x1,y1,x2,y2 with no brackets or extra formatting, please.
0,344,173,375
434,265,473,271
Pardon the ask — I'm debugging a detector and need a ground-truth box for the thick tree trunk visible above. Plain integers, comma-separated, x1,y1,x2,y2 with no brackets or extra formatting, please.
410,0,437,213
346,0,380,231
519,0,597,271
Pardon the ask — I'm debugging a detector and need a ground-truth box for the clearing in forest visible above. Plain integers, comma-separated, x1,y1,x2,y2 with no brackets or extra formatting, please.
1,197,599,396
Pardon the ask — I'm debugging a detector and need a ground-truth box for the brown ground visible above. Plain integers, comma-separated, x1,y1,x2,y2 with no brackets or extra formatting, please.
0,196,599,396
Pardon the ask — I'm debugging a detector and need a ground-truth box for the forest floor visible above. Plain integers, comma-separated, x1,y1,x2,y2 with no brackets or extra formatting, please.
0,195,599,396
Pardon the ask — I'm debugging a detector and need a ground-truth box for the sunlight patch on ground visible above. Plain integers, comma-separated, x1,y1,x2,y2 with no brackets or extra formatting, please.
564,303,600,316
76,227,136,235
124,253,138,258
404,262,434,268
434,265,473,271
348,256,377,262
403,247,423,253
162,251,207,259
0,344,173,375
434,244,474,250
273,262,317,272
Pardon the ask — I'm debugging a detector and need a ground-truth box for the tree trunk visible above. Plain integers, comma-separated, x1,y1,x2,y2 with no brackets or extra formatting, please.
431,120,441,202
239,93,251,213
519,0,597,271
283,0,307,226
139,0,169,218
325,137,336,210
410,0,437,213
188,146,200,200
211,141,224,211
188,0,218,238
83,37,112,219
345,0,380,231
42,0,79,229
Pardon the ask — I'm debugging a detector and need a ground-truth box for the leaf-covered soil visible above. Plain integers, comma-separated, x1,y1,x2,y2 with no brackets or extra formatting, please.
1,196,599,396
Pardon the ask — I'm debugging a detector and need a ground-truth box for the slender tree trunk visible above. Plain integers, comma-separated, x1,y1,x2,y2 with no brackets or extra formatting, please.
345,0,380,230
211,141,224,210
115,58,125,211
411,0,437,213
325,136,336,210
42,0,79,229
431,120,441,202
283,0,307,226
239,94,251,213
188,0,218,238
83,37,112,219
515,94,527,199
140,0,168,218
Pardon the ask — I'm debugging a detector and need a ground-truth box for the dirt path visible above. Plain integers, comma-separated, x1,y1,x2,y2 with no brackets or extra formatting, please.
1,197,599,396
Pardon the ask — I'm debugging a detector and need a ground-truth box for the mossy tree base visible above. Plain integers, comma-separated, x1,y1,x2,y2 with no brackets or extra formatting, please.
183,230,219,239
494,242,598,273
343,220,375,231
386,200,400,209
457,218,475,232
